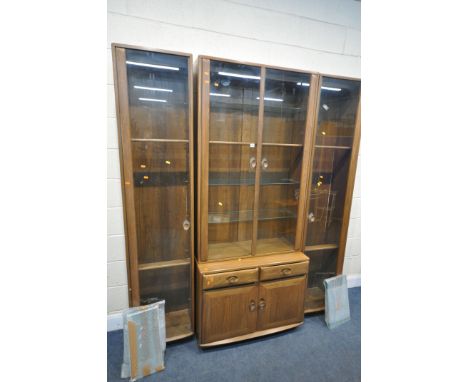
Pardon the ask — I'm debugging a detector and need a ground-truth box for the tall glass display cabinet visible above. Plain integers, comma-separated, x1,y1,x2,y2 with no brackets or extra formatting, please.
112,44,194,341
303,76,361,313
196,57,319,346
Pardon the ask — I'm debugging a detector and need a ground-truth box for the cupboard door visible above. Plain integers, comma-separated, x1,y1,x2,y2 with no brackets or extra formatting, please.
255,69,312,255
202,285,258,344
304,77,360,311
257,276,306,330
205,60,262,261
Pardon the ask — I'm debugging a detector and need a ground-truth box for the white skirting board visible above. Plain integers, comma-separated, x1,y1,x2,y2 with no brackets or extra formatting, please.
107,274,361,332
107,311,124,332
347,274,361,288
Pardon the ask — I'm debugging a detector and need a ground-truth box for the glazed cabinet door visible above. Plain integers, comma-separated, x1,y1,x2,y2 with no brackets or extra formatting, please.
257,275,306,331
255,70,317,256
304,77,360,312
113,46,194,340
200,59,262,261
202,285,258,344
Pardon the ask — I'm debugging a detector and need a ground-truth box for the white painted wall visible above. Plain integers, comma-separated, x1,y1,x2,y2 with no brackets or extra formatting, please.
107,0,361,315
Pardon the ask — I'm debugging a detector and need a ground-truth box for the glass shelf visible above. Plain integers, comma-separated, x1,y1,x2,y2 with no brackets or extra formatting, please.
209,172,299,186
134,172,189,187
138,258,191,271
208,208,297,224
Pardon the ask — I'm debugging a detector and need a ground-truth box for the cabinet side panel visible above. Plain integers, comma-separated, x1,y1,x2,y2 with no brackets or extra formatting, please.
113,46,140,306
337,97,360,274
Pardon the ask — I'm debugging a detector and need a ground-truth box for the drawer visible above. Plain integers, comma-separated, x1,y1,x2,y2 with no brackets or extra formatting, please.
203,268,258,290
260,261,309,281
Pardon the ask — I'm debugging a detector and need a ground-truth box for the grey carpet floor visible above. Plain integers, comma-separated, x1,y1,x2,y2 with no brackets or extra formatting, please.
108,287,360,382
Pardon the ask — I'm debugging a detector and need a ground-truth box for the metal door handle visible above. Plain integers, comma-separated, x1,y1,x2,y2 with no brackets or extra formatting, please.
258,298,266,310
183,219,191,231
261,157,269,169
249,300,256,312
249,157,257,169
308,212,315,223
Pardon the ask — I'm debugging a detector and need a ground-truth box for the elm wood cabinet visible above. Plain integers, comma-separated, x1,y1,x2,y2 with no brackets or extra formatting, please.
196,56,318,345
196,253,309,346
112,44,194,341
303,76,361,313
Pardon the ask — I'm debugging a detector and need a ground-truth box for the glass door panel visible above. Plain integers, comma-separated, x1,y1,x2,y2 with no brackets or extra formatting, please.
126,49,189,140
314,77,360,148
304,248,338,312
120,47,192,337
132,141,190,265
139,265,192,338
256,69,310,255
304,77,360,312
207,61,261,260
305,78,360,247
306,147,351,245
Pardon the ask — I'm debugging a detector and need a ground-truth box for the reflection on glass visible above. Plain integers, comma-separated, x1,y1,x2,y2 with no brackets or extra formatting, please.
304,249,337,311
262,69,310,144
126,49,189,140
256,69,310,255
139,265,192,338
124,49,191,330
132,142,190,264
315,77,360,147
306,78,360,247
207,62,261,260
208,61,260,143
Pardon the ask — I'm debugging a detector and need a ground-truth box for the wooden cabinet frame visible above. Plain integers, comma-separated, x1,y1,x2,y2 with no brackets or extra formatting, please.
197,56,321,262
302,74,361,313
196,252,309,347
112,43,195,341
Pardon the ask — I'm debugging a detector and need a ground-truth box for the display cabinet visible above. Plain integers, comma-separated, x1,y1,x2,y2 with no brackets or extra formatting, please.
196,57,318,346
303,76,361,313
112,44,194,341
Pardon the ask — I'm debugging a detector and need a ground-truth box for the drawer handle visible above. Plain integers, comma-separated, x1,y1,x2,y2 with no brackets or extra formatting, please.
258,298,266,310
227,275,239,284
261,157,269,169
249,300,256,312
281,268,292,275
249,157,257,169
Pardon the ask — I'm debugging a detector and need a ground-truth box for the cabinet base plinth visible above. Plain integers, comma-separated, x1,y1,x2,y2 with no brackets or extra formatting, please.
199,322,303,348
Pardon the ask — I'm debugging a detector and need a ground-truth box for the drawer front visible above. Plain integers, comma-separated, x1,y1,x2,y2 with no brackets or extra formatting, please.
260,261,309,281
203,268,258,290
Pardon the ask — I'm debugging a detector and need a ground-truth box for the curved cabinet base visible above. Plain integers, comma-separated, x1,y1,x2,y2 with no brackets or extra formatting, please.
199,322,303,348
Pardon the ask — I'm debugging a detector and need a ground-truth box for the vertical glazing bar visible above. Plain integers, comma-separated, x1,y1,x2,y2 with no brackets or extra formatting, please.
295,74,320,250
200,59,211,261
251,66,266,256
187,54,195,329
301,75,323,254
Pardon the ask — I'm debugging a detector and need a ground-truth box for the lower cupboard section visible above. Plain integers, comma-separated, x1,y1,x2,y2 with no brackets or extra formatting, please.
196,252,309,346
199,277,307,345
